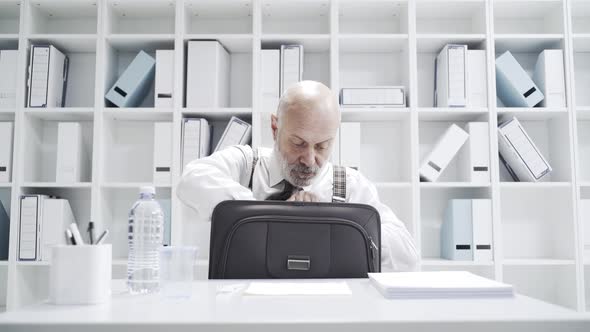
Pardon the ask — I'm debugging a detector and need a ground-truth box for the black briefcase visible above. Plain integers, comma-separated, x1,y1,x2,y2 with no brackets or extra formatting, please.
209,200,381,279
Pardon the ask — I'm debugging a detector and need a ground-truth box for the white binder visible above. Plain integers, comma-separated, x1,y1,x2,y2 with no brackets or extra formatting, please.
472,199,493,263
495,51,544,107
339,122,361,170
214,116,252,152
498,117,552,182
0,50,18,108
261,49,280,113
186,40,230,107
56,122,86,183
41,199,76,261
27,45,69,108
467,50,488,108
153,122,172,183
181,118,211,171
533,50,566,108
459,122,490,183
420,124,469,182
435,44,467,107
0,122,13,183
441,199,473,260
155,50,175,108
340,87,405,107
280,45,303,95
18,195,49,261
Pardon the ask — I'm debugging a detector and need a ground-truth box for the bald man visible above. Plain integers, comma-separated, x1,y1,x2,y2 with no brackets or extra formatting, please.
177,81,419,272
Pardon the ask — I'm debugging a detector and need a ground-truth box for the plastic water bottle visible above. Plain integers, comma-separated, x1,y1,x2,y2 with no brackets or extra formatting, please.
127,186,164,294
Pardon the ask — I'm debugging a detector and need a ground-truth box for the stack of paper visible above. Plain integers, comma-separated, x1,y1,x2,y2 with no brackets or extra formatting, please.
369,271,513,299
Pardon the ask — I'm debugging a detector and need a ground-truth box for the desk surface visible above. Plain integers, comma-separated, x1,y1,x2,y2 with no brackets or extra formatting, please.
0,279,589,332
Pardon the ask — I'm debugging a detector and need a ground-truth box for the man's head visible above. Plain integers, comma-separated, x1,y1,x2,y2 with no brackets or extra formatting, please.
271,80,340,187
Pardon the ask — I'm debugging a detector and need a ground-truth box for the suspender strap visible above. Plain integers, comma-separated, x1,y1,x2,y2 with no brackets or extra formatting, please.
248,148,259,190
332,165,346,203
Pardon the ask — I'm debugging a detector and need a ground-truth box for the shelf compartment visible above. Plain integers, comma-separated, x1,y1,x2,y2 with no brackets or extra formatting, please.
417,37,487,108
184,39,252,108
339,36,410,106
419,118,490,183
416,1,486,34
22,115,93,183
579,195,590,260
503,265,577,310
26,0,97,35
492,1,565,35
26,36,97,108
376,184,414,238
0,35,18,50
500,185,575,260
102,117,172,183
104,36,174,108
576,121,590,182
572,36,590,107
0,1,20,34
106,0,175,35
497,113,572,183
339,1,408,34
420,187,492,261
571,0,590,34
261,36,330,89
261,0,330,34
182,113,252,156
184,0,252,35
100,186,171,262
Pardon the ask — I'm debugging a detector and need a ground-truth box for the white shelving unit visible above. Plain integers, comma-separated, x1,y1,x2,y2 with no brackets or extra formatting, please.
0,0,589,313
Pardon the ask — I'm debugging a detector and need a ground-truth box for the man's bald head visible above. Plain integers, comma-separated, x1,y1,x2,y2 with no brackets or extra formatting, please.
271,81,341,187
276,80,340,128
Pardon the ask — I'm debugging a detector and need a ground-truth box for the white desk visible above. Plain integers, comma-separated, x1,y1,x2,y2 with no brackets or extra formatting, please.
0,279,588,332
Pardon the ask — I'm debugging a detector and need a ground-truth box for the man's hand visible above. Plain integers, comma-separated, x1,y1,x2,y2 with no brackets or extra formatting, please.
287,190,320,202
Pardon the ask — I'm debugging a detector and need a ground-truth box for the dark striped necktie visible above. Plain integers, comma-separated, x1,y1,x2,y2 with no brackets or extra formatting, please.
266,180,296,201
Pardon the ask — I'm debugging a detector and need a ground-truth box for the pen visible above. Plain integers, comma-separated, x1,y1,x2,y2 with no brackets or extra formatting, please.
66,229,76,245
96,229,109,245
69,223,85,245
87,221,95,245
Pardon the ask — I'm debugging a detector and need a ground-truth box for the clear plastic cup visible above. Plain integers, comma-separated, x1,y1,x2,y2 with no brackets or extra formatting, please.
158,246,198,299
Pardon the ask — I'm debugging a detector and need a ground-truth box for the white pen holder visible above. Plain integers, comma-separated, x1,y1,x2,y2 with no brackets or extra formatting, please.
49,244,112,305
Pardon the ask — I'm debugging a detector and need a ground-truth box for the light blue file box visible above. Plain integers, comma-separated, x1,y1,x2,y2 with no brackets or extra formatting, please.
495,51,544,107
105,50,156,107
441,199,473,261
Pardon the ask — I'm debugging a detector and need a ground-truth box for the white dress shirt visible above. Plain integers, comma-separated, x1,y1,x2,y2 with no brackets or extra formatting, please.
177,145,420,272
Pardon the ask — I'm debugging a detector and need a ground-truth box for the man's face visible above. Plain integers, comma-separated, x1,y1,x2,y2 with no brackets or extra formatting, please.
272,108,339,187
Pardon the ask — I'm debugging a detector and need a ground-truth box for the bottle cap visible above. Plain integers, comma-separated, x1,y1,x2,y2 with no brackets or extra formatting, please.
140,186,156,196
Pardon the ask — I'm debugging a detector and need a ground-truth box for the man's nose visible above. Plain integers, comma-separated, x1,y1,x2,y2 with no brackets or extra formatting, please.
299,148,315,167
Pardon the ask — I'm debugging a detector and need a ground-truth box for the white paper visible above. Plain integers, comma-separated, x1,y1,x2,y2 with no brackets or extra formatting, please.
244,281,352,296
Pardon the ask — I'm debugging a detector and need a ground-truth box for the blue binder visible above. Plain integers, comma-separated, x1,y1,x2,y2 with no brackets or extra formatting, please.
0,200,9,260
441,199,473,260
495,51,544,107
105,50,156,107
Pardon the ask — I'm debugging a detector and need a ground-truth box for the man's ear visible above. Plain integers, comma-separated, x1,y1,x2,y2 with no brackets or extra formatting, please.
271,114,278,141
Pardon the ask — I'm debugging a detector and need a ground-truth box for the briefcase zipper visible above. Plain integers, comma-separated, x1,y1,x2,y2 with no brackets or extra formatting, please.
219,215,379,277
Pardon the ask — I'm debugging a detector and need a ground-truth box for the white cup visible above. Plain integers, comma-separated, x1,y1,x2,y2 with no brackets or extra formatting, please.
49,244,112,305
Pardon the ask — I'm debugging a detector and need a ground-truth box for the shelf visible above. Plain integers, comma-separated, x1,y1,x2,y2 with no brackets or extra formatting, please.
101,182,172,189
499,182,572,189
22,182,92,189
24,108,95,121
497,108,568,121
102,109,173,122
503,259,576,266
494,34,564,54
339,34,408,53
374,182,412,189
183,108,252,120
16,261,50,267
340,108,409,122
0,261,8,267
421,259,494,267
418,108,489,122
262,34,330,52
27,34,97,52
416,34,487,53
106,34,175,52
420,182,491,189
186,34,253,53
0,183,11,188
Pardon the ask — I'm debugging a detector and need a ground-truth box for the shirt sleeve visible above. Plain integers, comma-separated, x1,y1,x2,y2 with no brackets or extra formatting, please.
176,145,256,221
346,169,420,272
